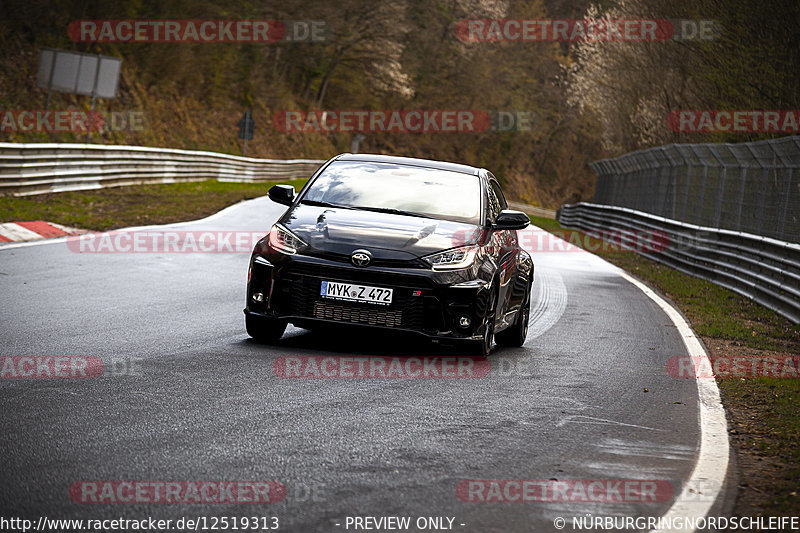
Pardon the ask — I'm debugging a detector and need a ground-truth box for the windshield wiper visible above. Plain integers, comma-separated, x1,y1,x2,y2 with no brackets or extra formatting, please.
301,200,429,218
300,199,348,208
356,206,429,218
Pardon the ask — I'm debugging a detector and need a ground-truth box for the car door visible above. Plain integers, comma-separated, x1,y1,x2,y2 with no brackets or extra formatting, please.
486,176,519,323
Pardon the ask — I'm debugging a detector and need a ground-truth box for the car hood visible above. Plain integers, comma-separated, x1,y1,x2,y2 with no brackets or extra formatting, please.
281,204,483,260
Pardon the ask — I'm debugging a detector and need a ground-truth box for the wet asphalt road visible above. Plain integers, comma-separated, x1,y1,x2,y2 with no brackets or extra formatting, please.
0,196,706,532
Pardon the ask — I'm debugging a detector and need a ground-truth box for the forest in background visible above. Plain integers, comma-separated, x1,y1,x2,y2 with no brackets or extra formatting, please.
1,0,797,208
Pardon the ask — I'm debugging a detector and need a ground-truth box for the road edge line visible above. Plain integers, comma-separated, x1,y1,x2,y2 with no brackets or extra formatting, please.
614,269,730,533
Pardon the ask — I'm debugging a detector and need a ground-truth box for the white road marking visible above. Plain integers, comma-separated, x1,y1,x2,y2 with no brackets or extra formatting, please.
613,269,729,533
525,223,729,531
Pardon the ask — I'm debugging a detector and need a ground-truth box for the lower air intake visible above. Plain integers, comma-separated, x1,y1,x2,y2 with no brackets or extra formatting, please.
313,300,403,327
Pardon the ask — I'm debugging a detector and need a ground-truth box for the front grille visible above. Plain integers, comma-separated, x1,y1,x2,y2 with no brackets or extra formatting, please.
287,263,434,289
313,300,403,327
284,268,425,329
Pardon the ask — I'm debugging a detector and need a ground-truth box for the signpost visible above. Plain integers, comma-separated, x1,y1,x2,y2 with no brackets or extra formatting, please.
238,110,255,156
36,48,122,143
351,134,366,153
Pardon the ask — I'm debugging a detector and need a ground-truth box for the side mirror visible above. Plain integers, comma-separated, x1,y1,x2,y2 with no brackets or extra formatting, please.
268,184,295,206
494,209,529,230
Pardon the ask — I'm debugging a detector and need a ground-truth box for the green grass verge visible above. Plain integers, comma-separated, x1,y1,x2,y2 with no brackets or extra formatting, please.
0,179,309,231
529,214,800,515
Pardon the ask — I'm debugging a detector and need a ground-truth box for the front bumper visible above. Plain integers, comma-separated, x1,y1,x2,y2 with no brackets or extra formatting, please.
245,252,494,341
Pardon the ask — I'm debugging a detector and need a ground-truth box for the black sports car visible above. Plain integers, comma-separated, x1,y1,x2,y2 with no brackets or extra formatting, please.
244,154,534,355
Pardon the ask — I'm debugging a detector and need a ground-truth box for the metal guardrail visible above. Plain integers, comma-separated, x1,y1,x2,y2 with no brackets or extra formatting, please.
590,136,800,243
0,143,326,196
507,201,556,219
558,202,800,324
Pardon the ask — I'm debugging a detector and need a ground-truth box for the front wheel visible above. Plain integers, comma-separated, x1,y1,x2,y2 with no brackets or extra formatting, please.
246,314,287,344
496,294,530,348
469,290,496,357
470,320,494,356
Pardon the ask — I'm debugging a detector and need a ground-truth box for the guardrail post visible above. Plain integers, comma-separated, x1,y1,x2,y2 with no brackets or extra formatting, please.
696,164,708,225
779,167,793,241
659,164,670,218
735,167,747,230
756,168,769,236
714,166,725,228
680,163,691,223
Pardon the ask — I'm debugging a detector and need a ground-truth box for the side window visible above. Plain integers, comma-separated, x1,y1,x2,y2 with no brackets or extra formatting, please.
490,180,508,210
486,182,501,222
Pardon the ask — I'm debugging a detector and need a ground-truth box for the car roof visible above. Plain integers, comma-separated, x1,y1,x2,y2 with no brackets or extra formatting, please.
334,153,485,177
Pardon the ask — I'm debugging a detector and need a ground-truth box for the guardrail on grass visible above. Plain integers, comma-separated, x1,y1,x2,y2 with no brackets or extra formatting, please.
561,137,800,323
507,201,556,220
0,143,326,196
558,202,800,323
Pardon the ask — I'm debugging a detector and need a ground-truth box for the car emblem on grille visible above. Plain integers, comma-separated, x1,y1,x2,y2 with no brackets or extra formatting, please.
351,249,372,267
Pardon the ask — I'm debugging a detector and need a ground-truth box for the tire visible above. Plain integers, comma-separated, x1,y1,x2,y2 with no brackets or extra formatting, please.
246,314,287,343
496,289,531,348
470,290,496,357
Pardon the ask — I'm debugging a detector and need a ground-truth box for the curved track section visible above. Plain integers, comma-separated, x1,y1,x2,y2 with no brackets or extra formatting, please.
0,197,729,532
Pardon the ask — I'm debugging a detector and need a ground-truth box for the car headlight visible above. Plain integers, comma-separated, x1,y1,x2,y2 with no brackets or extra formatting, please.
422,246,479,270
268,223,307,255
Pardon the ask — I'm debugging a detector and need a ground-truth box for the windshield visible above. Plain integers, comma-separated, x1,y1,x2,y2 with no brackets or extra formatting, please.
301,161,482,224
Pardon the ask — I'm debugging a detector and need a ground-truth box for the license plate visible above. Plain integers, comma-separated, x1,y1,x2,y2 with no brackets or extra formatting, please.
320,280,393,305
